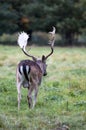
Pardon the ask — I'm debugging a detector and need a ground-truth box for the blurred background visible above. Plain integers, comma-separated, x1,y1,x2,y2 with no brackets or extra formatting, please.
0,0,86,46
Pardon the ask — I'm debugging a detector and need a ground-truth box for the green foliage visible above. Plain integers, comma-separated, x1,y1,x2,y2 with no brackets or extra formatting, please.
0,2,19,34
0,0,86,45
0,45,86,130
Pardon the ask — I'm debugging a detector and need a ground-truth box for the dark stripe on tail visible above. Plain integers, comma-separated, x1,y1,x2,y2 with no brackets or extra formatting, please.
19,64,30,81
23,64,30,81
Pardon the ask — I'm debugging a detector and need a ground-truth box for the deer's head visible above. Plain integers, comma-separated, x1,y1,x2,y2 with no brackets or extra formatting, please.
17,27,56,76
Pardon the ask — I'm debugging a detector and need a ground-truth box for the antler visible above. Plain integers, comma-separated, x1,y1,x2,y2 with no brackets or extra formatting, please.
22,48,37,61
17,27,56,61
45,26,56,60
17,32,37,61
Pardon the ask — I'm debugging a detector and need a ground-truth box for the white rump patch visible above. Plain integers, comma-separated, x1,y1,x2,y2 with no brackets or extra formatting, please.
20,66,23,74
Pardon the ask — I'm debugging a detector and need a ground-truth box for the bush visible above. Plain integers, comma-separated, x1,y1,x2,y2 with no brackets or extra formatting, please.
0,32,86,46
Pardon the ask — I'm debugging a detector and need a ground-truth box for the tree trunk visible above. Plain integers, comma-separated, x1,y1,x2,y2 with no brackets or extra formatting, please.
63,32,74,46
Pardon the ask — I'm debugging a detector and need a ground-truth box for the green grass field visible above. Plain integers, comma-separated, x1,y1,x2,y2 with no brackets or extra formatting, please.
0,45,86,130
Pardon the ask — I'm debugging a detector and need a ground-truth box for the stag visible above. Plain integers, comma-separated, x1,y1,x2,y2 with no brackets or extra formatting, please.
16,27,56,110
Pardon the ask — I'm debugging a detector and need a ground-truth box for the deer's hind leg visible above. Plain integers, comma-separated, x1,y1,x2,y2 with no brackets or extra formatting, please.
27,84,38,109
33,85,38,108
27,85,34,108
16,70,23,110
17,81,22,110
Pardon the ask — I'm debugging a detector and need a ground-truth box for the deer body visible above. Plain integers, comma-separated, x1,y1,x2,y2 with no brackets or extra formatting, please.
16,58,47,109
16,27,56,110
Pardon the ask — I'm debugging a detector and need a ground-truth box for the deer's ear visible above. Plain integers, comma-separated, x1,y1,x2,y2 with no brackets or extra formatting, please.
42,55,46,62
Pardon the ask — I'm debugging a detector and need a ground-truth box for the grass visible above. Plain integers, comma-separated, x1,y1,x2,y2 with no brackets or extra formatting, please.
0,45,86,130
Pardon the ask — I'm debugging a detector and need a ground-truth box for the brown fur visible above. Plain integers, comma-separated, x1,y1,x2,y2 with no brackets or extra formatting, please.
16,58,47,109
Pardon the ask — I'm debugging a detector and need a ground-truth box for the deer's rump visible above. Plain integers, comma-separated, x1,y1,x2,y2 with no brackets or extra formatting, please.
18,60,42,88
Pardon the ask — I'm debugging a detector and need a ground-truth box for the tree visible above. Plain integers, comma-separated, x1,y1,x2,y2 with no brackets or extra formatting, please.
0,0,86,45
56,0,86,45
21,0,86,45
